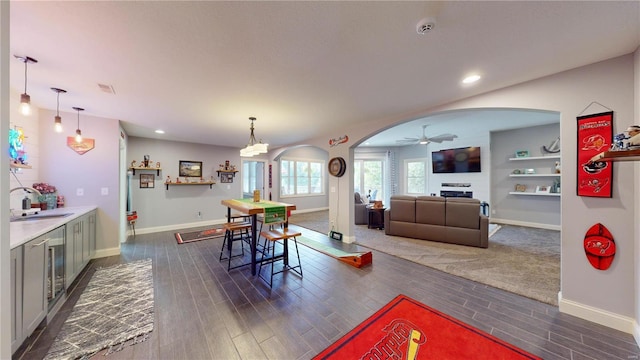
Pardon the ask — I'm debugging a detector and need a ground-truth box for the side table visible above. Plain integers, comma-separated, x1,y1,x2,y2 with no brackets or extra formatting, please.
367,207,385,230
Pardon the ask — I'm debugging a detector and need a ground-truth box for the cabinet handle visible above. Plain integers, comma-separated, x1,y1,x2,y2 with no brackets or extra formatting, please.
31,238,50,248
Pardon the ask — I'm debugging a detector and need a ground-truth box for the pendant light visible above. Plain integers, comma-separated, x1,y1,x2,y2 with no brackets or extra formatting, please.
73,107,84,143
240,117,268,157
14,55,38,116
51,88,67,132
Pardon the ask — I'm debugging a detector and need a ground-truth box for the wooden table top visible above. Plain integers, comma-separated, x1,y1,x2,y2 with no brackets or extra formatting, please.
221,199,296,215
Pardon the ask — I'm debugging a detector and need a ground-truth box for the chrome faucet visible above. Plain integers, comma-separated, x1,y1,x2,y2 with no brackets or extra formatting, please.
10,186,42,196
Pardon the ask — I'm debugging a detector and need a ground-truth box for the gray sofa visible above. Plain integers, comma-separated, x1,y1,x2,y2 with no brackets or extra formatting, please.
354,192,368,225
383,195,489,248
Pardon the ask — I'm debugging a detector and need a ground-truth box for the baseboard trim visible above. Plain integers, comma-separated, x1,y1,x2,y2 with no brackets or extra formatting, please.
559,292,636,335
490,218,560,231
129,208,330,236
93,246,121,259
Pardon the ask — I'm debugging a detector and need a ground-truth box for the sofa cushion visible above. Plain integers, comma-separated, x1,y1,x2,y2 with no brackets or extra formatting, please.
445,198,480,229
389,195,416,223
415,196,445,225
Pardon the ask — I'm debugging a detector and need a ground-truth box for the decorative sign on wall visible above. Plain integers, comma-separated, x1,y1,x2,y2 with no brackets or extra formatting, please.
584,222,616,270
329,135,349,147
576,111,613,197
67,137,95,155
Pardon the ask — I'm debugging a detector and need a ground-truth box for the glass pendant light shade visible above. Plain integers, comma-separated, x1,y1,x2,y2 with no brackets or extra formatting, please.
240,117,269,157
54,116,63,132
15,55,37,116
72,107,84,143
51,87,67,133
19,93,31,116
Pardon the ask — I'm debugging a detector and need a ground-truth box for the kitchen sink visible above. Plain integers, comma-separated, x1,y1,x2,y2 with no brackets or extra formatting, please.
10,213,73,222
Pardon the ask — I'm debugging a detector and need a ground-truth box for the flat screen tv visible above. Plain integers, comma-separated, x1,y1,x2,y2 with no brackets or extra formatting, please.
431,146,481,173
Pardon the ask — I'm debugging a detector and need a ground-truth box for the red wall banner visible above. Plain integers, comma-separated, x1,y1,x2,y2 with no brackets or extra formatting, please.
576,111,613,197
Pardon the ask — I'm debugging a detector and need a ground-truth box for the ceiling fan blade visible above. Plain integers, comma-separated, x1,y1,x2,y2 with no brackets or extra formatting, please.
396,138,418,144
428,134,458,143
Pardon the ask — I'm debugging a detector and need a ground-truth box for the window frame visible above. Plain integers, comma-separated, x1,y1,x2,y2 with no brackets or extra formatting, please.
280,157,325,198
404,157,429,195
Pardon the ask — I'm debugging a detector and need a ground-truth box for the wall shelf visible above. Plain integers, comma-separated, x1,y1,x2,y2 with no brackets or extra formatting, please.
509,174,561,177
216,170,238,177
509,191,561,197
509,154,561,161
165,181,215,190
590,149,640,162
10,163,32,169
129,167,162,176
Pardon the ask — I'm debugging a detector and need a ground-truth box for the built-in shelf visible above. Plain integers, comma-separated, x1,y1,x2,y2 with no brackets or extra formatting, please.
509,154,561,161
509,192,561,197
590,149,640,163
165,181,215,190
509,174,561,177
10,163,32,169
129,167,162,176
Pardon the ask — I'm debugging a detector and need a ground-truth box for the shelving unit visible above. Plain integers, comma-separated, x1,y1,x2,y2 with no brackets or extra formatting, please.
129,167,162,176
165,181,215,190
508,153,561,198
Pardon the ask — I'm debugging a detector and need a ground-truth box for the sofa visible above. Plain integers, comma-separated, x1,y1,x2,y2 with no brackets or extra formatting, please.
354,192,368,225
383,195,489,248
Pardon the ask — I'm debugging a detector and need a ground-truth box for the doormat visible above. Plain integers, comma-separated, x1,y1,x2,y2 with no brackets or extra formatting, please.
297,236,372,268
175,227,224,244
44,259,154,360
314,294,541,360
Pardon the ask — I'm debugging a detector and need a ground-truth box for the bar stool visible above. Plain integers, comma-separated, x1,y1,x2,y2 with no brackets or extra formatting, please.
219,221,252,271
258,228,303,288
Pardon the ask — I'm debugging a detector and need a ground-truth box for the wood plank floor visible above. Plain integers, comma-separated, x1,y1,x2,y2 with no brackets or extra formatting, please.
15,224,640,360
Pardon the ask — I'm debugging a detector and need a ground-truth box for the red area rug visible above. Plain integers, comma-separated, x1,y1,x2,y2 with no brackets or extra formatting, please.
175,227,224,244
314,294,541,360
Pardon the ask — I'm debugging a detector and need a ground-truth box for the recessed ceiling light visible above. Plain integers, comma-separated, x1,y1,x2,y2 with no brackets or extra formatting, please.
462,74,481,84
155,129,165,134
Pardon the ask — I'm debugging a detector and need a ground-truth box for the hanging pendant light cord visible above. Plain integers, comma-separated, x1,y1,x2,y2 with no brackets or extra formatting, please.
23,61,28,94
56,92,60,116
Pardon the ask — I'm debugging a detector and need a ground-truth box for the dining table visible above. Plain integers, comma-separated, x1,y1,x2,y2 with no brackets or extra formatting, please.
220,198,296,275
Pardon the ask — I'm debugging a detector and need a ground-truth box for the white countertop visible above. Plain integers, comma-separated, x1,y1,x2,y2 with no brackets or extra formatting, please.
10,206,98,249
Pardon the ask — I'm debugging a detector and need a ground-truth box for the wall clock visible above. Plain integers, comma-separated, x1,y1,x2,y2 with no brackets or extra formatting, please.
328,157,346,177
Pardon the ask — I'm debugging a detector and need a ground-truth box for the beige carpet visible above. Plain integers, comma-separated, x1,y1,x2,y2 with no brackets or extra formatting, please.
289,210,560,306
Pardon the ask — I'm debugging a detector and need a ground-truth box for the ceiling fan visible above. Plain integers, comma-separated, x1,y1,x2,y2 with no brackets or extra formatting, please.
396,125,458,145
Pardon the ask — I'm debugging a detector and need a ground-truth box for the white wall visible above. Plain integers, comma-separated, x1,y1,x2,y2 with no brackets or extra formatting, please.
38,109,122,257
127,137,246,232
324,54,637,333
271,145,329,212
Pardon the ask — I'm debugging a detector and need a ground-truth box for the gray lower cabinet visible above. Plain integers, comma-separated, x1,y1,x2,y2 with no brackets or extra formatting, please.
22,232,49,339
11,247,23,354
65,210,96,287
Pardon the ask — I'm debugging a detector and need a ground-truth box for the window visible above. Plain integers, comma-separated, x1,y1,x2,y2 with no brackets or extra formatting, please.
354,159,384,200
405,159,427,194
281,158,324,196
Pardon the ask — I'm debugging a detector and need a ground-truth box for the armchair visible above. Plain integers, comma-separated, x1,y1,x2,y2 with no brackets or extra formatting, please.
354,192,368,225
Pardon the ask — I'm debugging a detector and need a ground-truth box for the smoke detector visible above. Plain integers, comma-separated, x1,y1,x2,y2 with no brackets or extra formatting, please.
416,17,436,34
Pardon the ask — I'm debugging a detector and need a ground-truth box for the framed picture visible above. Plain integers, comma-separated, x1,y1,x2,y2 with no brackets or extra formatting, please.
515,184,527,192
179,160,202,177
535,185,551,194
140,173,155,188
515,150,530,158
220,173,234,183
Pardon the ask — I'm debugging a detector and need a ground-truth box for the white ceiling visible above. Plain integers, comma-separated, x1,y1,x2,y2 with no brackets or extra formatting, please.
9,1,640,149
